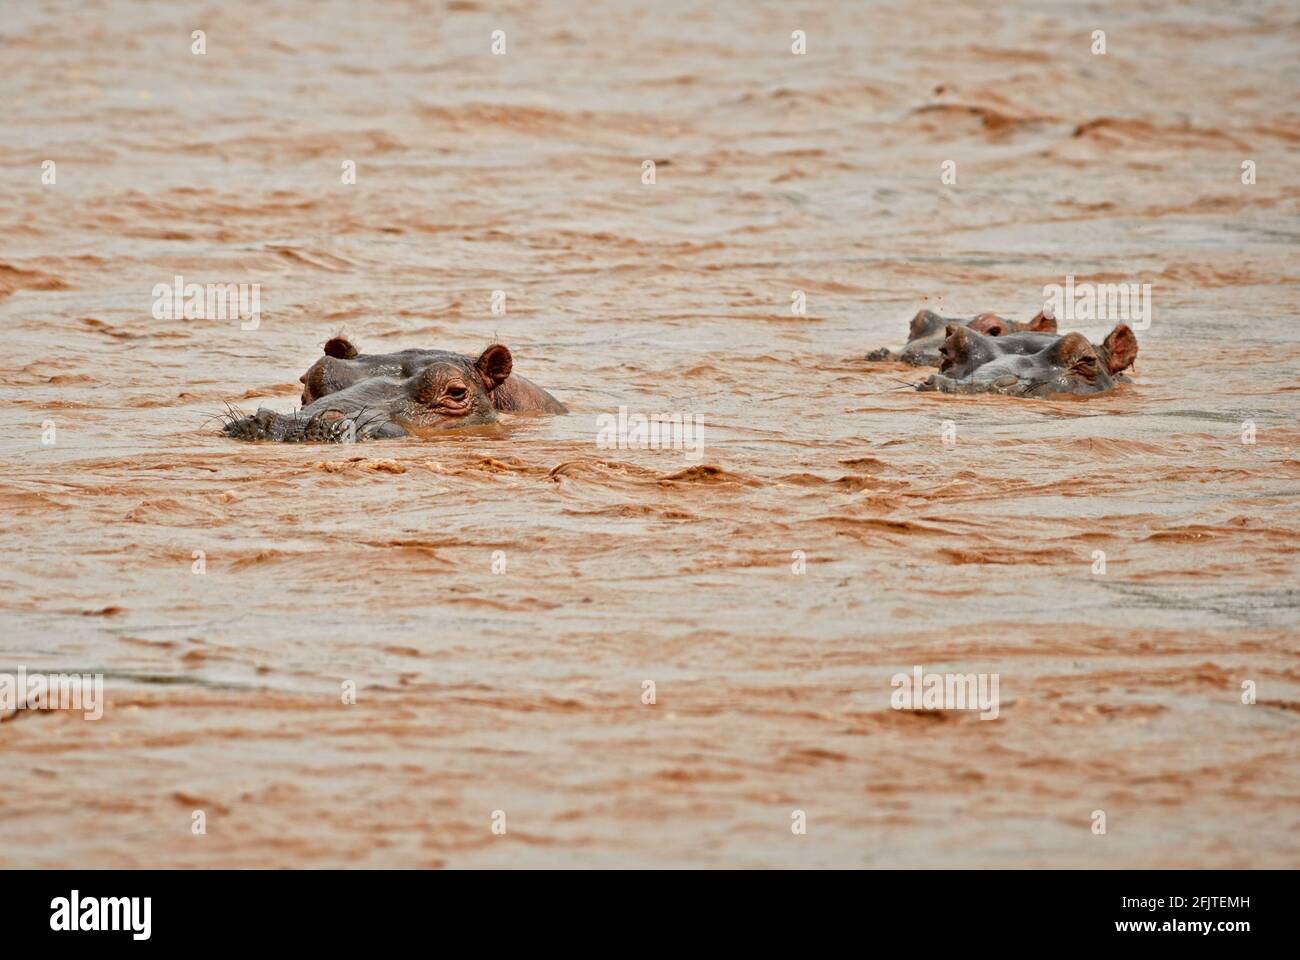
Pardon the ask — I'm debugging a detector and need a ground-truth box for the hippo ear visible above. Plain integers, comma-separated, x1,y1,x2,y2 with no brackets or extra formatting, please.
1102,324,1137,374
323,336,358,359
938,325,970,372
969,313,1007,337
475,344,513,388
1026,309,1057,334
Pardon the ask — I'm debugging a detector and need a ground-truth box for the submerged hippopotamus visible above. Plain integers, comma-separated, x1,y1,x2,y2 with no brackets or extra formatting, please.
936,325,1063,379
866,308,1056,366
221,342,567,442
965,311,1056,338
299,336,567,413
917,324,1137,398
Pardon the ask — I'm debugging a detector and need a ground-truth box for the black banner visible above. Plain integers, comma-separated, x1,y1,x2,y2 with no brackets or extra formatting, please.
0,869,1280,946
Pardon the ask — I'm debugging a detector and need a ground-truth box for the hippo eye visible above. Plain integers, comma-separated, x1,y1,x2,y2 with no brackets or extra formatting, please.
445,383,468,400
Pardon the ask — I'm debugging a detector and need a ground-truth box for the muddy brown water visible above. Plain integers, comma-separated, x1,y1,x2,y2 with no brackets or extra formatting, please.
1,1,1297,867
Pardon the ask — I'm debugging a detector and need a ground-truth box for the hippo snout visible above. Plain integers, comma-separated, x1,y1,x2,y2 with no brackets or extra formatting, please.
222,408,284,442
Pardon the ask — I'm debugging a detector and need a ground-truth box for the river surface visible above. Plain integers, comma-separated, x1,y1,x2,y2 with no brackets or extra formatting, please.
1,0,1297,867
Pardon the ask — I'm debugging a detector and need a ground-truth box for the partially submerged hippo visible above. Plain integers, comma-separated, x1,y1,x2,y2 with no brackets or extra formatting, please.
299,336,567,413
966,310,1056,338
866,309,1056,366
917,324,1137,398
936,325,1062,379
221,343,566,442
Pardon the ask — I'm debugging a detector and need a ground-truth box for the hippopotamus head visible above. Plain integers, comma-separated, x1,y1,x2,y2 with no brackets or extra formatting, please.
222,344,514,442
967,308,1057,337
297,336,568,418
937,324,1064,379
919,325,1138,398
299,336,465,405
